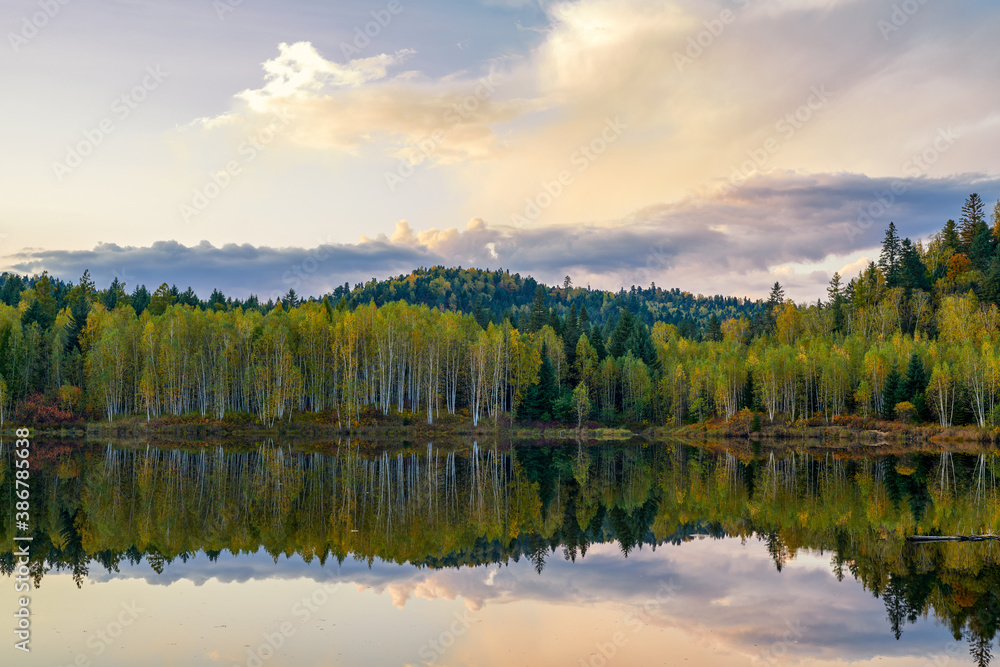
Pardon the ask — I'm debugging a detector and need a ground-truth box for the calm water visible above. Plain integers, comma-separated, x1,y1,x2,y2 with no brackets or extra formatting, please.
2,439,998,666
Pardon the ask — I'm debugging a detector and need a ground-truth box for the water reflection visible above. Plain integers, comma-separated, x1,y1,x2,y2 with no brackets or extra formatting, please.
1,440,998,664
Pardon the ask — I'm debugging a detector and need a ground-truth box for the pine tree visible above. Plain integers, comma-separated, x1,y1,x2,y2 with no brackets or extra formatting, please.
827,272,845,333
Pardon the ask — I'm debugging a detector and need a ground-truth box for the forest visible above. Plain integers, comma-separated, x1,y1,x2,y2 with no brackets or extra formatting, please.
2,193,1000,430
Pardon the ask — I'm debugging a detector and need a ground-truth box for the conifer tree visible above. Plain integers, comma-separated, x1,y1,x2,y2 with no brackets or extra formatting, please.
959,193,987,250
878,222,902,286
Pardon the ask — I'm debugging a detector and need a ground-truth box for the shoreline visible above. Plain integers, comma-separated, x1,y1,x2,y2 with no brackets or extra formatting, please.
8,411,1000,449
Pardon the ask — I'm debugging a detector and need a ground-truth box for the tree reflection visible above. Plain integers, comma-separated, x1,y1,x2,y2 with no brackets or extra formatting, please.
1,440,998,660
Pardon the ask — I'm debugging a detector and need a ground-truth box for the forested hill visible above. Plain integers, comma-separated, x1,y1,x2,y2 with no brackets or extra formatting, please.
327,266,765,335
0,266,765,337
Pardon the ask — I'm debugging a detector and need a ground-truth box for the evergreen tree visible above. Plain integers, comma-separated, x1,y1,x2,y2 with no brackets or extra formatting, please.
982,256,1000,306
968,224,996,272
898,239,930,291
178,286,199,307
766,282,785,311
562,304,580,381
827,272,846,333
959,193,987,250
942,220,962,256
64,292,91,353
903,353,927,399
102,277,125,310
21,297,53,330
878,222,903,286
528,286,547,333
625,321,658,369
0,274,24,307
588,328,607,361
704,314,722,342
607,310,635,358
902,352,928,421
882,364,903,420
208,289,227,311
521,345,557,420
131,284,150,315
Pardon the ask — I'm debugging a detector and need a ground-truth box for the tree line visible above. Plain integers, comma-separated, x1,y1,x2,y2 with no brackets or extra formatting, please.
3,193,1000,428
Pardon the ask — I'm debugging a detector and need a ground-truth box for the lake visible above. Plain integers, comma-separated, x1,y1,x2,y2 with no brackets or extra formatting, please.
2,439,998,666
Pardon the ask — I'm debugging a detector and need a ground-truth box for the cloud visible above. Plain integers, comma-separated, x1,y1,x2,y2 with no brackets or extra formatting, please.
87,540,964,664
196,41,529,164
10,172,998,302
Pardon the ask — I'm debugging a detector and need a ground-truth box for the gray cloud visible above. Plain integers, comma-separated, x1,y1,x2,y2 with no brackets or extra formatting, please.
9,173,999,302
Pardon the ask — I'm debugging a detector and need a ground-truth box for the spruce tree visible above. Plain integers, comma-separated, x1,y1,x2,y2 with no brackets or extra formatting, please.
64,292,91,353
827,273,845,333
878,222,903,286
528,286,547,333
521,344,557,420
882,365,903,420
960,193,987,250
705,314,722,342
608,310,635,358
902,352,928,421
968,225,997,272
898,239,930,291
942,220,962,255
588,328,607,361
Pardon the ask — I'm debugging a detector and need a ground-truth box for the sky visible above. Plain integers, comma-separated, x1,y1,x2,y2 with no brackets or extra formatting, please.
2,0,999,302
5,541,976,666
